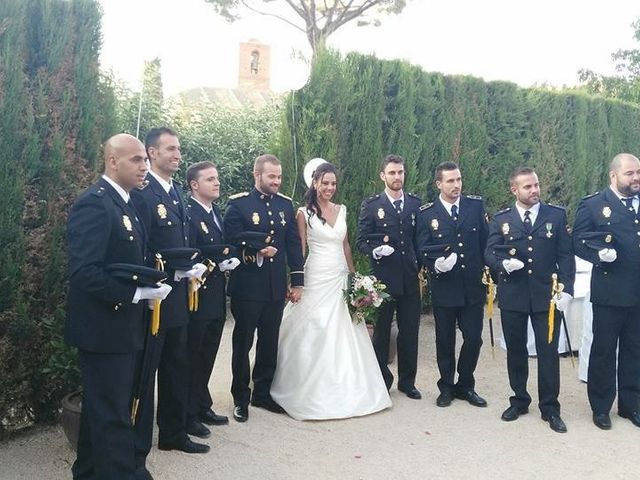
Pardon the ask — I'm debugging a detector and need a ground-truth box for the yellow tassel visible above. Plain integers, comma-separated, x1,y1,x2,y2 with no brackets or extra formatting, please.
131,398,139,425
548,303,555,344
487,283,494,319
151,255,165,336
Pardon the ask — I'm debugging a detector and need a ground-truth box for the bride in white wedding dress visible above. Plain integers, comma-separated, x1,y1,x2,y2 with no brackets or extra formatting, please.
270,161,391,420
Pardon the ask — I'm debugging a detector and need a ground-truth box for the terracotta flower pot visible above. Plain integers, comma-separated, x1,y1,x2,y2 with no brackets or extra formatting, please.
61,390,82,451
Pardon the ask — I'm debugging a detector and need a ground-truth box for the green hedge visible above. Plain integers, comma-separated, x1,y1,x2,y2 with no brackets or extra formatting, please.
0,0,114,435
276,50,640,273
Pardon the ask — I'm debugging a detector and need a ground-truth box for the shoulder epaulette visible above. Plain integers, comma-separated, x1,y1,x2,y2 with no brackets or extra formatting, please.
547,203,566,211
419,202,434,211
276,192,293,201
90,185,107,197
228,192,249,200
581,191,599,200
466,194,483,201
364,194,381,204
495,207,511,216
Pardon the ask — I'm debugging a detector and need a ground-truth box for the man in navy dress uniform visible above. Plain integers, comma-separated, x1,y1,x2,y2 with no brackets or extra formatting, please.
356,154,423,399
185,161,239,437
485,167,575,434
131,127,209,472
416,161,489,409
223,154,304,422
573,153,640,430
65,134,171,480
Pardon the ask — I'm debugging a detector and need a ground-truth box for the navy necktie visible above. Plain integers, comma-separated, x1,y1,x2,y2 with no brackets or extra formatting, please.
623,197,636,213
393,199,402,215
451,204,458,221
524,210,532,233
169,185,180,205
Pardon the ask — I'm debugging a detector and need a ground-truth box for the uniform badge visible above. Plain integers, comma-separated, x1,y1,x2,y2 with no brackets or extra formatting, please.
502,223,510,235
602,206,611,218
157,204,167,219
279,211,286,226
200,222,209,234
431,219,439,231
545,222,553,238
411,213,416,226
377,208,385,219
252,212,260,225
605,234,612,243
122,215,133,232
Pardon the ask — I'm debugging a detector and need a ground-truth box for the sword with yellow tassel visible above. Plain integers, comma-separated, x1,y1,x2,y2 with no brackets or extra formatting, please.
482,266,496,359
131,254,165,424
549,273,576,368
188,259,216,312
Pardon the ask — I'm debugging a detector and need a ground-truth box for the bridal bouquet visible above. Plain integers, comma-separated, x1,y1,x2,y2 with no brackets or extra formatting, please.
344,272,390,324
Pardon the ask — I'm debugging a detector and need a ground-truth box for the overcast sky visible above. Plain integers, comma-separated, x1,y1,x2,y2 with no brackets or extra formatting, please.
99,0,640,95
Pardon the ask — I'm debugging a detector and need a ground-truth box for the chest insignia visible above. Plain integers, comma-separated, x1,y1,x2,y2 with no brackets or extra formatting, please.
431,218,439,231
200,221,209,234
545,222,553,238
157,204,167,219
279,211,287,227
377,208,385,219
122,215,133,232
411,212,416,226
501,222,510,235
602,206,611,218
252,212,260,225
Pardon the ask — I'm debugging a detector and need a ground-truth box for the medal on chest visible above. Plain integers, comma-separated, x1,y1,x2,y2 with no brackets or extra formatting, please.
279,211,287,226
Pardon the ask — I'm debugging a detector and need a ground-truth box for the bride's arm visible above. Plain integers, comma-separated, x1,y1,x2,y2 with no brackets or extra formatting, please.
342,206,355,273
296,209,307,257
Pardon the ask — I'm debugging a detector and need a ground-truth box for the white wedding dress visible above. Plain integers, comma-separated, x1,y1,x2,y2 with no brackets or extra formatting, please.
271,205,392,420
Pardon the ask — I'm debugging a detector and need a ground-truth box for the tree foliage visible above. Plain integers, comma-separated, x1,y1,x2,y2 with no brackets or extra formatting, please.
579,18,640,104
204,0,408,55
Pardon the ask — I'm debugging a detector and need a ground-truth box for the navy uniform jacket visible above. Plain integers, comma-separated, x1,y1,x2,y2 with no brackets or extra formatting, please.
573,188,640,307
223,188,304,302
187,199,226,320
485,203,575,313
131,174,190,329
356,192,422,296
417,195,488,307
65,178,146,353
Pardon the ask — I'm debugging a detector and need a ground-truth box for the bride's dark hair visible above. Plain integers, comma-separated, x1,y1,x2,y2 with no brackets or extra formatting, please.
303,162,338,226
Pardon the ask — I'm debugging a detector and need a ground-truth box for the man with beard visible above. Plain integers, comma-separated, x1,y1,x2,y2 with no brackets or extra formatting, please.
357,154,422,399
65,134,172,479
223,154,304,422
573,153,640,430
485,167,574,433
416,162,489,409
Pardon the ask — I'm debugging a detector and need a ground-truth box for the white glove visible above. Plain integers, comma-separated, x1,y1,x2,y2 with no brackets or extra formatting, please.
502,258,525,273
133,283,172,303
434,253,458,273
174,262,207,281
372,245,395,260
598,248,617,263
219,258,240,272
554,291,573,313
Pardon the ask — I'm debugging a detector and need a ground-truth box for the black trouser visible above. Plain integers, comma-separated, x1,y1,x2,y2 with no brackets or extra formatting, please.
230,298,285,406
432,303,484,394
187,316,226,422
134,324,189,467
73,350,137,480
589,304,640,415
500,309,560,417
373,290,421,391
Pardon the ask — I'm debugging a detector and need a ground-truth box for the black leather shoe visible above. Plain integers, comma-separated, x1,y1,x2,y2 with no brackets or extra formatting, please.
251,398,286,413
454,390,487,407
501,405,529,422
233,405,249,422
157,436,210,454
186,420,211,439
398,387,422,400
543,415,567,433
199,409,229,426
436,391,454,407
593,413,611,430
618,410,640,427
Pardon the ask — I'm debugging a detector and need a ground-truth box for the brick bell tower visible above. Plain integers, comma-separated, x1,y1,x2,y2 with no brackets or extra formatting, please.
238,40,271,91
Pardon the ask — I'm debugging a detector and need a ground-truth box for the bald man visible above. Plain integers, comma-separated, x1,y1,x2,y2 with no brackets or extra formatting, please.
65,134,171,479
573,153,640,431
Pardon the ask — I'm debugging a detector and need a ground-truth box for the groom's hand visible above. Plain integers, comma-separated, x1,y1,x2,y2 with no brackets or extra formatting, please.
288,286,302,303
259,246,278,258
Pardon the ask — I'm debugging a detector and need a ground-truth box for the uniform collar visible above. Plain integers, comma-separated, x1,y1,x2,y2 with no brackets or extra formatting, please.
147,169,174,194
101,175,130,203
252,187,273,201
438,195,460,215
190,196,212,213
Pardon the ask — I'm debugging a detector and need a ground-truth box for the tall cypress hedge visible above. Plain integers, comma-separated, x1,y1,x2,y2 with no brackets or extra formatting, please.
0,0,114,434
277,50,640,270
